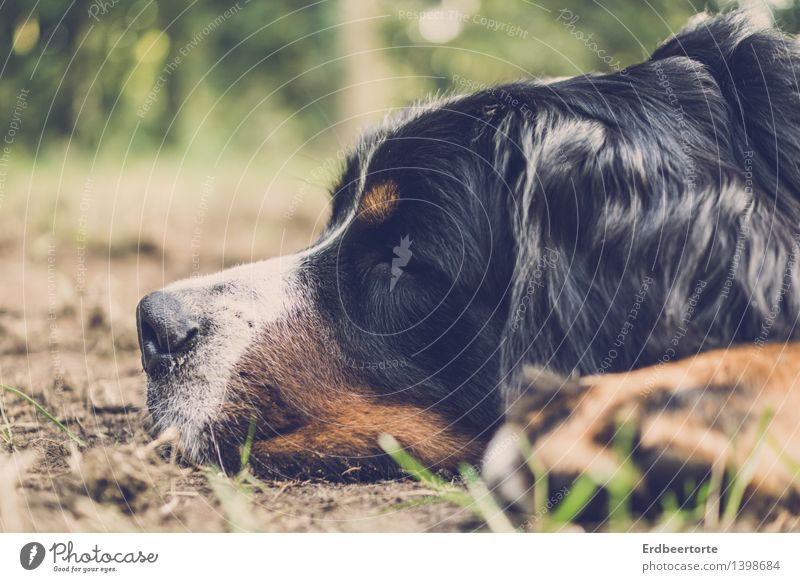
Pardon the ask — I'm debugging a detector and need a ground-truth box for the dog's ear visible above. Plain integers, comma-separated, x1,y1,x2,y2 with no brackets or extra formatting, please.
648,8,800,319
493,10,800,380
488,58,735,253
489,15,771,378
491,76,733,317
490,97,688,377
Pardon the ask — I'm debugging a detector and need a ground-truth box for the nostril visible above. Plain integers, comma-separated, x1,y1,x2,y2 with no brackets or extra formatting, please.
138,318,159,351
183,325,198,345
136,291,200,377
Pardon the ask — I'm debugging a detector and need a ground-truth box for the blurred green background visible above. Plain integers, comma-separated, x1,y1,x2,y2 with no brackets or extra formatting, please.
4,0,798,161
3,0,800,536
1,0,799,275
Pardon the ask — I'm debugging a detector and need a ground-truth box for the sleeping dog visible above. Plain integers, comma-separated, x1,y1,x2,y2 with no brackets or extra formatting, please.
137,11,800,509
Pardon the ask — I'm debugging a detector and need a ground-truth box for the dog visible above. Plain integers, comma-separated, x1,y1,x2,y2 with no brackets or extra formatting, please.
137,10,800,511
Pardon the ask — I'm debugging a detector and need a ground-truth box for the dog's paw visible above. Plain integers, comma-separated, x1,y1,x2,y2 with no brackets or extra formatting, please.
483,345,800,520
482,366,585,512
481,423,534,512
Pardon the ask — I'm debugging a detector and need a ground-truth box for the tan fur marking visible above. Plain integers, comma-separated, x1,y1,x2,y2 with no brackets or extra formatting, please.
253,393,485,469
222,313,485,476
357,180,400,224
513,343,800,501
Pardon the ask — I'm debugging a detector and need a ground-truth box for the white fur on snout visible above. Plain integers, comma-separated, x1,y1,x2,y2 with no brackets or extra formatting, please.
482,424,535,513
146,254,305,463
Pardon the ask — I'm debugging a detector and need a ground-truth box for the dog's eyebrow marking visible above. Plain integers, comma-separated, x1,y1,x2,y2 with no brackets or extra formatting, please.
356,180,400,225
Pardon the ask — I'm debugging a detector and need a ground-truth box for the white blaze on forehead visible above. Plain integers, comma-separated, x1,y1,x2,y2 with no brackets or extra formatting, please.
307,208,359,250
165,253,302,323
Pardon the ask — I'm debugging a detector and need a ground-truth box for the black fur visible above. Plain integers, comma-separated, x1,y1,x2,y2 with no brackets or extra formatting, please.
303,10,800,441
498,10,800,392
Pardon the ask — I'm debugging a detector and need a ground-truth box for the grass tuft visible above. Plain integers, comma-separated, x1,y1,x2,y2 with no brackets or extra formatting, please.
205,418,275,532
459,463,516,533
0,383,86,447
239,413,258,469
0,392,13,446
722,408,774,527
379,433,520,532
205,466,261,532
606,416,640,530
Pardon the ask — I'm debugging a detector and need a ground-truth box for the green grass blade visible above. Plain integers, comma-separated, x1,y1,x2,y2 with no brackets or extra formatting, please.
722,408,774,525
549,474,599,525
388,496,448,512
378,433,452,490
607,417,639,531
692,480,711,522
518,436,550,526
0,395,13,446
378,433,475,509
240,413,257,468
0,383,85,447
460,463,516,533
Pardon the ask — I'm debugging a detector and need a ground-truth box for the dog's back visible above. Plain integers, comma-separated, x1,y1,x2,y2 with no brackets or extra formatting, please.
650,10,800,352
501,10,800,379
487,11,800,517
653,9,800,206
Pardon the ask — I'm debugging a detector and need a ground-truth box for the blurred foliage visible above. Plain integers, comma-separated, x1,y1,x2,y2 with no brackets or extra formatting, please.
1,0,799,158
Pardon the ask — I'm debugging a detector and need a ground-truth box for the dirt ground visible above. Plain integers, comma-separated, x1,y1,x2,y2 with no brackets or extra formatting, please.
0,160,495,533
3,160,800,533
0,260,491,533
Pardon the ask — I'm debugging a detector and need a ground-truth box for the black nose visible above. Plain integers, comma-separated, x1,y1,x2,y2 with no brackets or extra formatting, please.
136,291,199,378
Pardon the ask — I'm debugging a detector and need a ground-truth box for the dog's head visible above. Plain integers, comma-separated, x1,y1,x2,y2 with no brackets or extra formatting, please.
137,98,516,476
137,11,800,478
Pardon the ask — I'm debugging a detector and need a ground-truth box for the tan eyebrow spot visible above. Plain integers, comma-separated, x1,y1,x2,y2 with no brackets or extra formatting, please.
356,180,400,224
